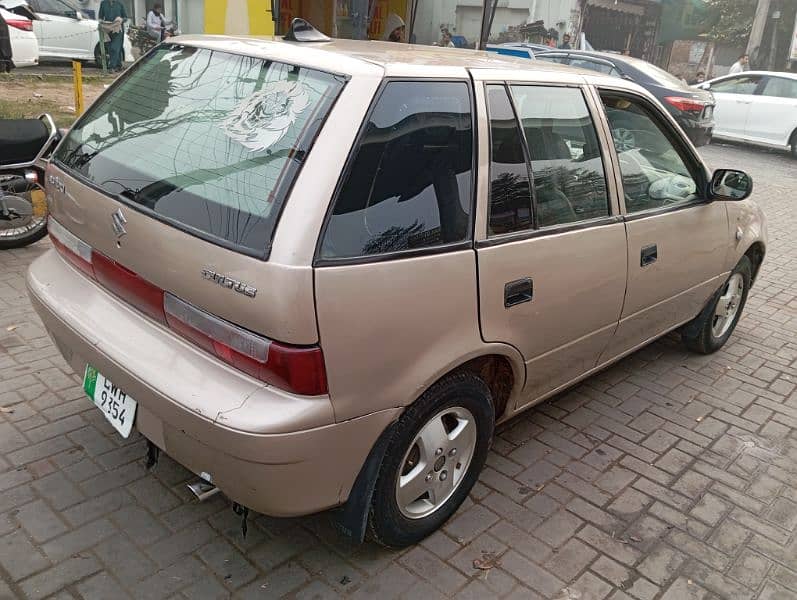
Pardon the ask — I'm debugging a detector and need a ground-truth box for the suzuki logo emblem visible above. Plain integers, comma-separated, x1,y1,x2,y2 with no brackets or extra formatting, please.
111,209,127,238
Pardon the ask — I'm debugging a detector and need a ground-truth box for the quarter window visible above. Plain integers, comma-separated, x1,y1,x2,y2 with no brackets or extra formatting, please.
761,77,797,99
510,85,610,227
601,93,700,213
486,85,532,236
320,81,473,260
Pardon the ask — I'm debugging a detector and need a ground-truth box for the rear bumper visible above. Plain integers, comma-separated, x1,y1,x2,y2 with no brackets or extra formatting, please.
27,249,399,517
677,115,714,147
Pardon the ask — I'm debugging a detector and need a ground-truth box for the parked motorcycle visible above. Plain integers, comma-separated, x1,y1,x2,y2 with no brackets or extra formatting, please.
128,18,179,57
0,114,60,249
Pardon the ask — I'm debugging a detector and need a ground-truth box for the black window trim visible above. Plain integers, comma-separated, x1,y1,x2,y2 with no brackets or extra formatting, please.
597,86,711,222
485,82,537,235
54,43,350,262
508,81,615,230
313,76,478,268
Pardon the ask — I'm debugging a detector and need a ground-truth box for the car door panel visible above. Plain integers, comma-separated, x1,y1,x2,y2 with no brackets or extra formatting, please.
603,203,729,360
598,91,730,363
474,81,627,408
706,75,763,139
745,77,797,147
478,224,627,403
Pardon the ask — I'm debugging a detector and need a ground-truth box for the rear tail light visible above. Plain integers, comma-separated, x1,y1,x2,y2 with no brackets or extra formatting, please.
164,294,328,396
93,252,166,324
48,216,94,278
664,96,707,113
48,217,328,396
6,18,33,31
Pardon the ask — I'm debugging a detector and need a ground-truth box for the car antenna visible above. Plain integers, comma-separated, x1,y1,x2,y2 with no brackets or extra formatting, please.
283,18,330,42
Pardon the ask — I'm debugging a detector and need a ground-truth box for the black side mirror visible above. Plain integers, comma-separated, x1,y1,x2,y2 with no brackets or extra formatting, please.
710,169,752,201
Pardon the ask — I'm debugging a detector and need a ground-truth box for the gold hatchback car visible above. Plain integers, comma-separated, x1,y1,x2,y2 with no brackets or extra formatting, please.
28,22,766,548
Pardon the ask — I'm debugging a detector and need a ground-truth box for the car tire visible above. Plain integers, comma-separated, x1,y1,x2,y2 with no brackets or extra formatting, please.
682,256,752,354
790,131,797,159
366,371,494,548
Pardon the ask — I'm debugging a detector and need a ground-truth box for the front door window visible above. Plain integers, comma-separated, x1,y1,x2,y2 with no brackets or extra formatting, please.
601,93,700,213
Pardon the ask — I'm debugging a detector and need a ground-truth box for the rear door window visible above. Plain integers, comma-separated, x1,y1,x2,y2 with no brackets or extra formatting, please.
761,77,797,99
319,81,474,260
55,45,345,259
510,85,610,227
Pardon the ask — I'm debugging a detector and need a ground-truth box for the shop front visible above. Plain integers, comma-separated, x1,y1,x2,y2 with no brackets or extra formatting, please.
581,0,661,60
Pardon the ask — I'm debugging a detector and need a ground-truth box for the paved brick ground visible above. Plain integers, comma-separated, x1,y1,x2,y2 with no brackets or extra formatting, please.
1,143,796,600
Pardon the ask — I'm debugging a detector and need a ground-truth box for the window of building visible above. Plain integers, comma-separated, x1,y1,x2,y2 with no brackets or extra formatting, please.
510,85,610,227
320,81,474,260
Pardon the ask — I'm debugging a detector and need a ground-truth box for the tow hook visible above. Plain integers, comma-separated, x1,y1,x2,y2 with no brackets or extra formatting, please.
145,440,160,470
232,502,250,538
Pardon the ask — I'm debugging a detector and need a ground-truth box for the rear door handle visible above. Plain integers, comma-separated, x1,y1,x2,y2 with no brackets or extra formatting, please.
640,244,657,267
504,278,533,308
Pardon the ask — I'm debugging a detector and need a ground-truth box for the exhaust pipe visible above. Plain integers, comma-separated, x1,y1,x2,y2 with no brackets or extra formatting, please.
187,473,220,502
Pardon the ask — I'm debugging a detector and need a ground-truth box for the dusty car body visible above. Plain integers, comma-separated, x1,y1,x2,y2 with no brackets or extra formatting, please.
28,27,766,547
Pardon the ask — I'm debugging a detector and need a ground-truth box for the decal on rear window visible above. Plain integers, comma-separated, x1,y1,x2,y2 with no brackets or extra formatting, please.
221,81,312,152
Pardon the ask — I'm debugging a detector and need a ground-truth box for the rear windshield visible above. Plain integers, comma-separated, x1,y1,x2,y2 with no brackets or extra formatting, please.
628,59,689,89
55,44,345,258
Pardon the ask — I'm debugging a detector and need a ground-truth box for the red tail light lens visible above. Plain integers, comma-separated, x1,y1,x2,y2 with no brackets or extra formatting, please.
48,216,95,278
6,19,33,31
664,96,707,113
48,218,327,396
92,252,167,324
164,294,328,396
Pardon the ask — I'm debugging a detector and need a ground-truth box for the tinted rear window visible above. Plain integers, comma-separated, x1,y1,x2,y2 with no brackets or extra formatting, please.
55,45,345,258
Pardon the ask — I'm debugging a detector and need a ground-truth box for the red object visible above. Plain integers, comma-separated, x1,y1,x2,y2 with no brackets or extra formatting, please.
5,18,33,32
49,217,95,279
664,96,707,113
49,216,328,396
92,252,167,324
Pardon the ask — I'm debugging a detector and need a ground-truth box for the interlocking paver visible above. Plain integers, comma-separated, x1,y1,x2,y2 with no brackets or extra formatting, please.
1,144,796,598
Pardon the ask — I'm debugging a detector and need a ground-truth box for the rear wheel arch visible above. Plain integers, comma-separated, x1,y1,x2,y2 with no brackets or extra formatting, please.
332,349,522,543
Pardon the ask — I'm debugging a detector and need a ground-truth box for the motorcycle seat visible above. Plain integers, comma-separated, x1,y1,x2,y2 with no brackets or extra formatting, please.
0,119,50,166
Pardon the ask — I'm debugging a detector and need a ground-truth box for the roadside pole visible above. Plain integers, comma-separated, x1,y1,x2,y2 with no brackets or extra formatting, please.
72,61,84,116
747,0,772,65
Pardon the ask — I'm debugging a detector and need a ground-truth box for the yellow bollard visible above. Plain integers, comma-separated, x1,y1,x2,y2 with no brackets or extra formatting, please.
72,60,85,116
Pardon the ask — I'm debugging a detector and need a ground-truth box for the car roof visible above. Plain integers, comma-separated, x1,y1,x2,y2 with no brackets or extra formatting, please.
171,35,604,79
708,70,797,81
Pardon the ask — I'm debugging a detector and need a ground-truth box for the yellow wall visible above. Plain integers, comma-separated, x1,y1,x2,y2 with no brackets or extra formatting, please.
203,0,409,37
205,0,275,35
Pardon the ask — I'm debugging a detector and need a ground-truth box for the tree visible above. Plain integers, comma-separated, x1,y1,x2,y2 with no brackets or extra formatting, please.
702,0,756,43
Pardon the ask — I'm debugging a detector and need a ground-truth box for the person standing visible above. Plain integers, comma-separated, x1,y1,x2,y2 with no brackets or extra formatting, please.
382,13,405,43
0,11,14,74
146,3,164,42
558,33,572,49
98,0,127,72
728,54,749,74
